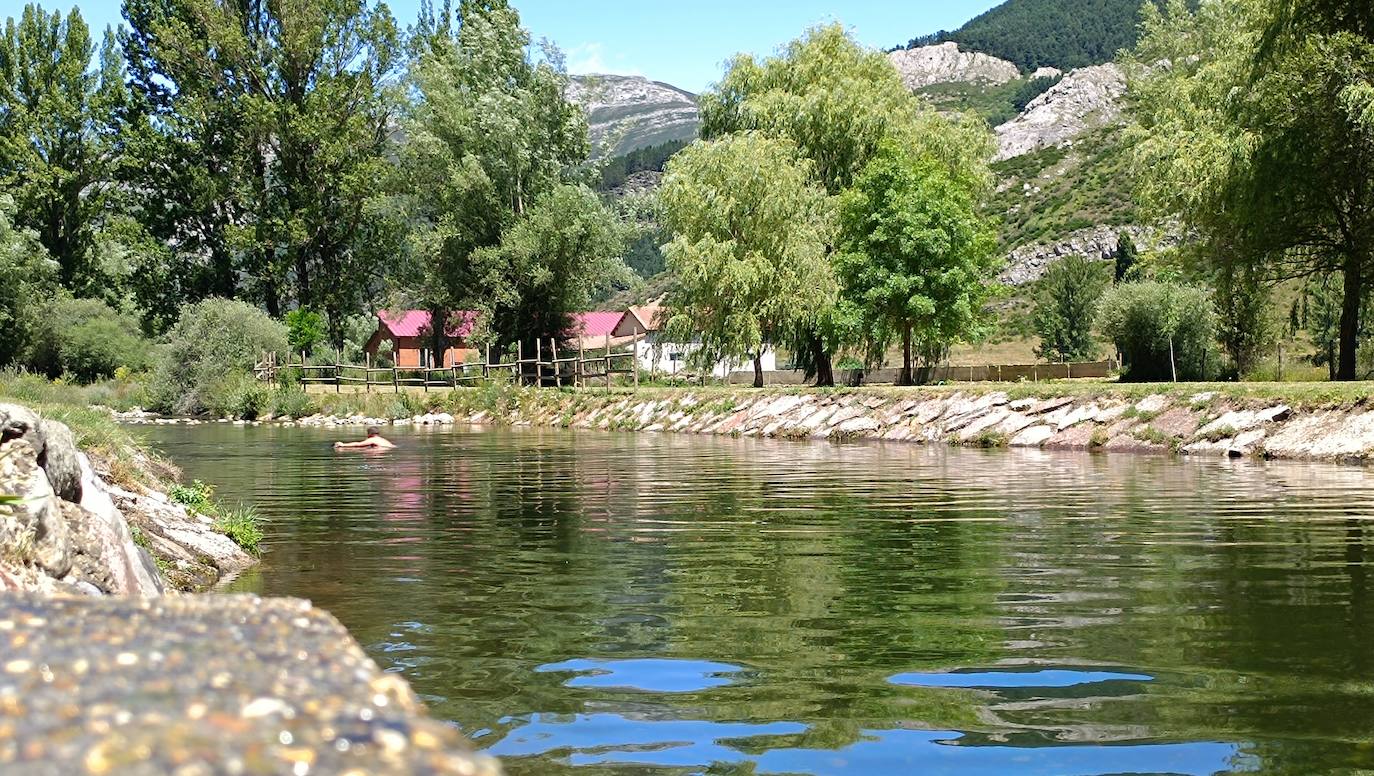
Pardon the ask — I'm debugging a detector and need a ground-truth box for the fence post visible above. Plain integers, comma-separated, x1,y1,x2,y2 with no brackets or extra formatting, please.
518,340,524,386
605,333,612,392
551,338,561,388
577,341,585,388
633,334,640,388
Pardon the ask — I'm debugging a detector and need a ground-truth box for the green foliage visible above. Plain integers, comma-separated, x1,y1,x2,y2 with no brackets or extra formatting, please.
150,298,288,415
267,387,316,420
1129,0,1374,379
120,0,403,325
599,138,691,191
169,479,216,514
1212,260,1274,378
659,134,836,380
1096,280,1217,381
24,297,150,382
900,0,1160,71
0,4,128,299
213,505,264,555
916,74,1062,127
1114,232,1138,282
473,184,631,348
285,309,327,356
205,372,271,420
1033,255,1110,362
0,195,56,367
836,142,1001,382
402,0,588,352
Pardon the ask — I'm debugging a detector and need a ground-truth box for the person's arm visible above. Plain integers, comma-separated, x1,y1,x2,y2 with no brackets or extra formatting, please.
334,439,377,449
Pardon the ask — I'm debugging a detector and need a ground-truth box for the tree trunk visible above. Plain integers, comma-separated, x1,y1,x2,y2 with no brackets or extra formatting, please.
898,323,914,386
753,352,764,388
1338,252,1364,381
429,307,448,371
809,331,834,387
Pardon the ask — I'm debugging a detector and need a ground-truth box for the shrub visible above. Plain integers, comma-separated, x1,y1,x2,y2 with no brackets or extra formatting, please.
151,299,288,415
169,479,216,514
1096,281,1217,382
268,387,316,419
213,505,264,555
205,372,272,420
25,298,151,382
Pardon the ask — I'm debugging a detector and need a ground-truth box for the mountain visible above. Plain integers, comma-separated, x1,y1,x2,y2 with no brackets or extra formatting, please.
887,42,1020,91
566,74,700,158
899,0,1146,72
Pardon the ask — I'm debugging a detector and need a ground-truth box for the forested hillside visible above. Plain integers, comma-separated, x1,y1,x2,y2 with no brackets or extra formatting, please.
900,0,1147,71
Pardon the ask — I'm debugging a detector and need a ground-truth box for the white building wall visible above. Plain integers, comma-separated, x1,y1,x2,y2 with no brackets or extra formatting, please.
637,338,776,379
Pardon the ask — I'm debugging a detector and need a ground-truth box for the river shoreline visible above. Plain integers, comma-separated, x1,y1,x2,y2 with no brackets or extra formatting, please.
118,383,1374,465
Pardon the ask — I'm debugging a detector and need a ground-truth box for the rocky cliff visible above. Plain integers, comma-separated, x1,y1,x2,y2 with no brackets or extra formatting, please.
0,403,254,595
567,74,699,158
1000,224,1146,285
994,63,1126,161
888,42,1021,90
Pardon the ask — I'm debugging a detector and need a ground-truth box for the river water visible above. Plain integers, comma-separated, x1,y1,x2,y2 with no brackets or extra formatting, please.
142,423,1374,775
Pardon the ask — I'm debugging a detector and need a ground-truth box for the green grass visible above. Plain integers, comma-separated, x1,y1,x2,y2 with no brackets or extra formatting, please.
212,505,264,556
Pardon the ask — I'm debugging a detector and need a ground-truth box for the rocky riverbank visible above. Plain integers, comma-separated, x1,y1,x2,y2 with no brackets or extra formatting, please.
0,403,254,595
422,385,1374,465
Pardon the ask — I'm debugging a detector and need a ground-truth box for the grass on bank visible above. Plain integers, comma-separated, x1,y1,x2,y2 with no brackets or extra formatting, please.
168,479,263,556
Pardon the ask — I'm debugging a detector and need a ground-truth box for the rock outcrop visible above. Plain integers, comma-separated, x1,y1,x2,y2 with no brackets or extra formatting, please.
1001,225,1150,285
888,42,1021,90
0,403,253,595
994,63,1126,161
567,74,699,158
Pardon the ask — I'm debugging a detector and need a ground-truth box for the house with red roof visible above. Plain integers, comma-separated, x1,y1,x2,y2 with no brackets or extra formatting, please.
364,310,479,368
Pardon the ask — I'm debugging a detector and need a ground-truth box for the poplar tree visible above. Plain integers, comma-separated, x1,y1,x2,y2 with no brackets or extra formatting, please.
0,5,127,298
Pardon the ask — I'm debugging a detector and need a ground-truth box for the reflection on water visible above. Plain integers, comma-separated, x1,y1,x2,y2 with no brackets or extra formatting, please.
144,423,1374,775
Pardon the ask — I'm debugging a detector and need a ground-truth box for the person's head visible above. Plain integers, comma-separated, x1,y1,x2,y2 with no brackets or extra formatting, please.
366,426,381,438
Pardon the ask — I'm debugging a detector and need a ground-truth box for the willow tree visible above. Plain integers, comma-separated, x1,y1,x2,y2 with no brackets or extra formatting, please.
1129,0,1374,379
836,143,1000,384
658,134,836,388
698,24,994,384
0,5,126,299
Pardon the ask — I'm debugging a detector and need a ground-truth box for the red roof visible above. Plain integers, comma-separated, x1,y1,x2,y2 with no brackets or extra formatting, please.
571,311,623,339
377,310,477,339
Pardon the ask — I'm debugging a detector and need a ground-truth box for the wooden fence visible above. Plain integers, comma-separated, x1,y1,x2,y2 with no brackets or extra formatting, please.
254,335,647,392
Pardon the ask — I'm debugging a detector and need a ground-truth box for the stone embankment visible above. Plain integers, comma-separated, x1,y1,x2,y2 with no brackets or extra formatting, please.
444,387,1374,465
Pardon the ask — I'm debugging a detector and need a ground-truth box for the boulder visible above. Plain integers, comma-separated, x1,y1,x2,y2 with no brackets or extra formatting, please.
0,439,72,579
0,404,82,503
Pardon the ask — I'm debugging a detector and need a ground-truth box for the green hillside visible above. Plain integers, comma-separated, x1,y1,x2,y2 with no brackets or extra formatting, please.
900,0,1147,71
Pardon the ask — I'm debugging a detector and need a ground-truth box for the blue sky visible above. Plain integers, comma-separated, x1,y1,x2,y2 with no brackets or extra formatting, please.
61,0,1003,92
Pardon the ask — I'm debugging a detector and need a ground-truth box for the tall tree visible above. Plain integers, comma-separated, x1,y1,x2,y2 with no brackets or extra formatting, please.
699,24,993,384
836,143,1000,384
402,0,588,357
658,134,836,388
121,0,403,332
0,5,127,299
1130,0,1374,379
1032,254,1110,364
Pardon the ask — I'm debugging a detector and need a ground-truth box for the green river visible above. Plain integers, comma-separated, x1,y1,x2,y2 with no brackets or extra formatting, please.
144,423,1374,775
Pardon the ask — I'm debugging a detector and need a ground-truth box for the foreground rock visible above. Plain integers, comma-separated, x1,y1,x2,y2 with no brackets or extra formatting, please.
444,387,1374,465
0,594,501,775
1,403,253,594
888,42,1020,90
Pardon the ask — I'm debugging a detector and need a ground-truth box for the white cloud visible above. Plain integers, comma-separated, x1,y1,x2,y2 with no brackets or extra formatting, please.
565,42,643,77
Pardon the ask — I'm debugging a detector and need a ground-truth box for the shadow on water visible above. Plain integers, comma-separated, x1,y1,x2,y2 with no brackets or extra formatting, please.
142,423,1374,775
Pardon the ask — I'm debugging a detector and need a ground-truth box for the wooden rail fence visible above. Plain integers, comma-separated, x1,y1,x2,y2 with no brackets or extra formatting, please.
254,334,646,392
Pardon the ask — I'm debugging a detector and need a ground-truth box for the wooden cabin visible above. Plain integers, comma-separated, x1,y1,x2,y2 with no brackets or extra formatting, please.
364,310,478,368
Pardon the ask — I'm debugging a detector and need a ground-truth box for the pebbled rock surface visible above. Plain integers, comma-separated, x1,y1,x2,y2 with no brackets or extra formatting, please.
889,42,1020,90
994,63,1127,161
0,594,501,776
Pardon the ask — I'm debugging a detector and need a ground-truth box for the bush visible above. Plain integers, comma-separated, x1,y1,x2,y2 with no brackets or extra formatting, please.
1097,281,1217,382
25,298,151,382
268,387,316,419
151,299,288,415
205,372,272,420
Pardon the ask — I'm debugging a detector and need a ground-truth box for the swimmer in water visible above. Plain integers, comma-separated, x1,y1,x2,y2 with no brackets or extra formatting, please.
334,426,396,450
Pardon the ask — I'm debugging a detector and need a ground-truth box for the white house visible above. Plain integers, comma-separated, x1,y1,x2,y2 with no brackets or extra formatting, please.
612,304,777,379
